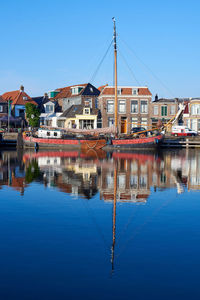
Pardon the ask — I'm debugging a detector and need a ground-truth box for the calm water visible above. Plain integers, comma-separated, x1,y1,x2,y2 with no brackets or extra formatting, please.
0,148,200,299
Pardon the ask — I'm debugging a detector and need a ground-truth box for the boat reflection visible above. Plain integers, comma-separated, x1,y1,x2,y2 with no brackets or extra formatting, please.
0,149,200,197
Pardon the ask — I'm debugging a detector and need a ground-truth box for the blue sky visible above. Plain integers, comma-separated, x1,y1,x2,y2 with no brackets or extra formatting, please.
0,0,200,98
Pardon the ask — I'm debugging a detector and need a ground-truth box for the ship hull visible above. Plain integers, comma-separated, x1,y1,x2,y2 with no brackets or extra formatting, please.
108,134,164,150
23,136,106,150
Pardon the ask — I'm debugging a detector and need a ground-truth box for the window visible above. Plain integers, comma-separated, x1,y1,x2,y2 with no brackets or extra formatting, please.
186,119,190,128
84,108,90,114
46,105,53,113
130,175,138,188
132,88,138,95
118,100,126,113
107,100,114,113
0,106,3,112
161,106,167,116
140,100,148,113
153,106,158,115
198,119,200,130
54,132,57,137
89,87,93,92
117,88,121,95
170,105,176,115
141,117,148,129
191,104,200,115
85,98,92,108
131,100,138,113
131,117,138,127
108,117,114,127
47,132,50,136
79,119,94,129
23,96,27,100
95,98,98,109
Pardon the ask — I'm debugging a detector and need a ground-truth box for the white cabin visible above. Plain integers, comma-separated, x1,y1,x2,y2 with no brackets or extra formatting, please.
38,128,64,139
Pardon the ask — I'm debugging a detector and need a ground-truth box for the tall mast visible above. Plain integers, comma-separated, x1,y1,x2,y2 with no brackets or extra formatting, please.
112,17,118,133
111,159,117,273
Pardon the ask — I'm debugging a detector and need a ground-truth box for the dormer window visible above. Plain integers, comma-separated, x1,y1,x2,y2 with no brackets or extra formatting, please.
90,87,93,92
23,96,28,100
117,88,121,95
84,108,90,115
71,86,84,95
45,104,54,113
132,88,138,95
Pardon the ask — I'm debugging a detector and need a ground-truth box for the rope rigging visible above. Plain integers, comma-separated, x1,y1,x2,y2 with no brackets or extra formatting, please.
89,39,113,83
118,35,176,98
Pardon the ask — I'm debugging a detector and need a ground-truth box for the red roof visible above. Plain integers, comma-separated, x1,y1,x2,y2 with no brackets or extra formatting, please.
98,84,108,92
54,83,88,99
0,96,7,104
101,87,152,96
2,90,37,106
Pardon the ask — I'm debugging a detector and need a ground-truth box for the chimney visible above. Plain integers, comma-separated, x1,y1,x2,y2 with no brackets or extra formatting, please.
44,93,48,99
20,85,24,92
155,94,158,102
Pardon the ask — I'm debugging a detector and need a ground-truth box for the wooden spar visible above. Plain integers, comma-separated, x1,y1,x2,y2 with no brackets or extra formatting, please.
113,17,118,135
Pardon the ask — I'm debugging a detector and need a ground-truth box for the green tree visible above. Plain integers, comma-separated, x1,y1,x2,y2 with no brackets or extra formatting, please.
25,103,40,127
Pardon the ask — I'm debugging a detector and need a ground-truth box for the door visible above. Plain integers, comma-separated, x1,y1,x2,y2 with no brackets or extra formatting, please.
121,117,127,134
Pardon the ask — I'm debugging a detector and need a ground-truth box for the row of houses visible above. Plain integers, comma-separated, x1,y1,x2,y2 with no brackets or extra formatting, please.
1,83,200,133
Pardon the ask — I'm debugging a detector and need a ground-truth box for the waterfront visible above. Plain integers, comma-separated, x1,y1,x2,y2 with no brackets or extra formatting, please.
0,149,200,299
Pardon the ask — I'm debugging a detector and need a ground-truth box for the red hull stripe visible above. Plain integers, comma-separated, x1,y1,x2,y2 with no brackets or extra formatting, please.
112,134,163,145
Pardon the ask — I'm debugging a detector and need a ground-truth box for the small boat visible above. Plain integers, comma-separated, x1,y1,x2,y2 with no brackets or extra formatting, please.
23,128,106,150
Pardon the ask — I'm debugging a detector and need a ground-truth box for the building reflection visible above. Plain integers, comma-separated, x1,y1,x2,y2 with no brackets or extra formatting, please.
0,149,200,198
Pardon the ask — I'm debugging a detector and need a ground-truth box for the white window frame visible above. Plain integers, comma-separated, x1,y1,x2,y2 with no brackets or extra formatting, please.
153,105,158,115
107,100,114,114
132,88,138,95
131,100,138,113
118,100,126,114
0,105,3,112
170,105,176,115
140,100,148,114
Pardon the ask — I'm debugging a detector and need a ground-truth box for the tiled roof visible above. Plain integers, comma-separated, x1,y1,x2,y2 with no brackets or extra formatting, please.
2,90,37,106
0,96,7,104
54,84,88,99
100,86,152,96
60,104,98,118
98,84,108,92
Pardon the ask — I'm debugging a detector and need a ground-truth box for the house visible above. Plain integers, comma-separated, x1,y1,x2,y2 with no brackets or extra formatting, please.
98,86,152,134
0,96,8,117
52,83,100,111
183,99,200,132
57,104,98,130
32,94,62,127
1,85,37,118
150,97,179,128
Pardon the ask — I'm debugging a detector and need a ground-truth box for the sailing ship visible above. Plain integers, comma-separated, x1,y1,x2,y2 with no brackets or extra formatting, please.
23,18,163,151
108,18,163,150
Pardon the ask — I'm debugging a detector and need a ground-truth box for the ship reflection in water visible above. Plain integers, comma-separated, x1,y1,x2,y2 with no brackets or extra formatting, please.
0,149,200,198
0,149,200,299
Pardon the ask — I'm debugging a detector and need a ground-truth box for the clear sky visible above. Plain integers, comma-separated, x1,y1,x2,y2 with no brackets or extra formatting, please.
1,0,200,98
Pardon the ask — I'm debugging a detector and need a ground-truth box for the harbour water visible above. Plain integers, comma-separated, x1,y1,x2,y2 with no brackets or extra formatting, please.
0,149,200,299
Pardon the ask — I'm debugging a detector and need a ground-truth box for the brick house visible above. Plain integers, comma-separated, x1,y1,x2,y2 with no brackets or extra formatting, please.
52,83,100,112
0,96,8,117
183,99,200,132
150,98,179,128
1,85,37,118
98,86,152,134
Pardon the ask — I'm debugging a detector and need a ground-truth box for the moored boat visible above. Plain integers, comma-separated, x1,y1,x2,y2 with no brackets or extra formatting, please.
23,128,106,150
